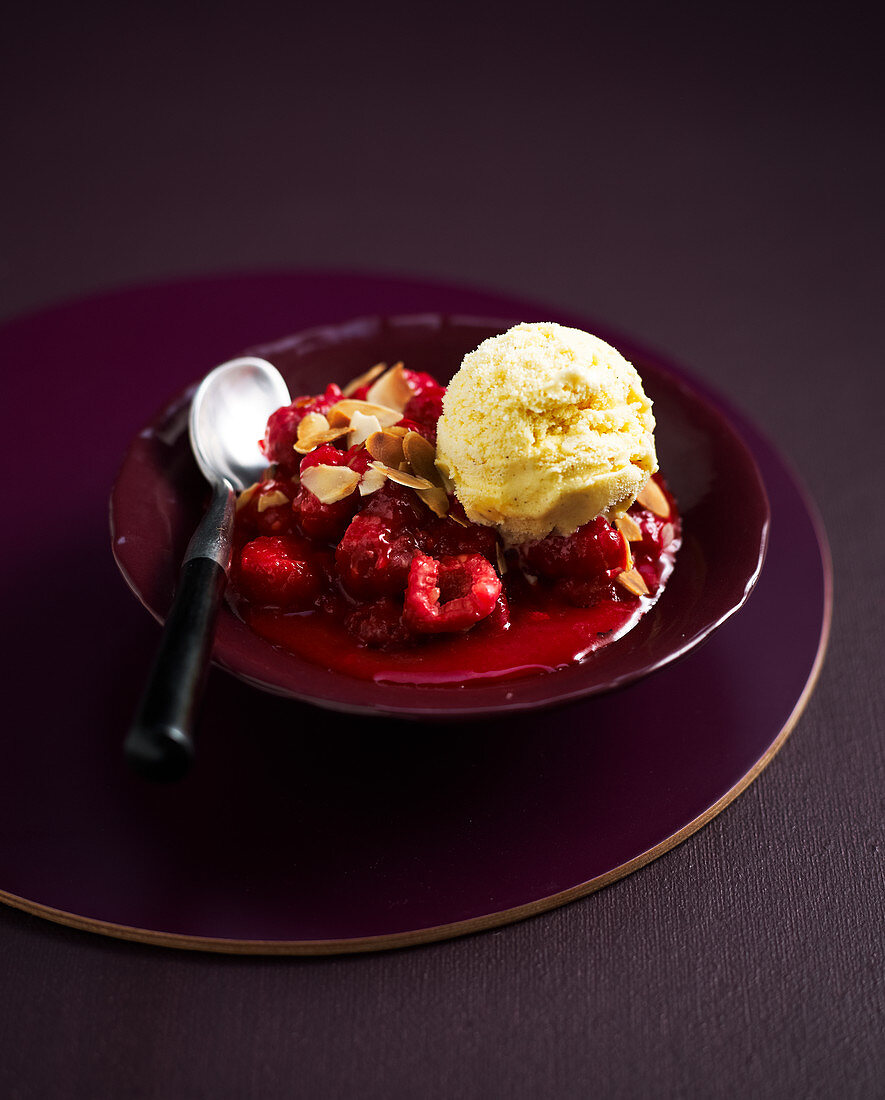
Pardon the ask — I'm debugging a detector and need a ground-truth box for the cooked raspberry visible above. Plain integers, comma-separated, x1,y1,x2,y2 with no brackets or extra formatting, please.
522,517,627,580
402,369,444,397
554,575,617,608
345,445,374,476
261,385,343,473
395,415,436,443
234,535,322,610
335,513,417,598
631,506,677,556
403,553,502,634
234,477,298,539
360,481,426,532
344,597,411,648
403,390,444,436
299,442,349,474
295,484,358,543
424,513,499,561
475,591,511,633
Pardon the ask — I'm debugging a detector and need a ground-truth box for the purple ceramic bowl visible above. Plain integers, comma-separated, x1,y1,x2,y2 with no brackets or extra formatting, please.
110,313,769,719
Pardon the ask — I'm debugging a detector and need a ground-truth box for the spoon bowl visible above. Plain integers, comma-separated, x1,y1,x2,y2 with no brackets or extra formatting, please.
190,357,291,490
124,357,290,781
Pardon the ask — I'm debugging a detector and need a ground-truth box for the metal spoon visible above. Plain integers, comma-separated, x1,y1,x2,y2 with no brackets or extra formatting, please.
124,357,291,781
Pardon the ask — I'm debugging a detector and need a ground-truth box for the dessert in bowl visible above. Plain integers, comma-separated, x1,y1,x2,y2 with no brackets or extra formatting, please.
110,313,769,718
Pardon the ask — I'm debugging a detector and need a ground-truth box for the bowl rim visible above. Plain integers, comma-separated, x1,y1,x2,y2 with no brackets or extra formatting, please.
110,311,770,719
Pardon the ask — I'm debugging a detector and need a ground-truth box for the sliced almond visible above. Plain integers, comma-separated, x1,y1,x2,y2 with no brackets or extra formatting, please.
495,543,508,575
366,429,406,468
416,485,450,517
293,426,350,454
635,478,670,518
384,425,410,438
256,489,290,512
402,431,443,486
347,410,383,449
368,460,433,491
342,361,388,397
300,464,360,504
615,513,643,542
297,411,329,438
327,399,403,428
359,465,389,496
235,482,260,512
616,568,650,597
366,362,413,412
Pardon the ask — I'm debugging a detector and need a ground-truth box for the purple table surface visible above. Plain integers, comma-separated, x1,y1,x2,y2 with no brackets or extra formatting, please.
1,7,882,1099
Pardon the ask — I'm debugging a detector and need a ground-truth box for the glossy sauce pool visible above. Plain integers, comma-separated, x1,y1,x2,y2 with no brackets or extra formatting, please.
236,541,679,686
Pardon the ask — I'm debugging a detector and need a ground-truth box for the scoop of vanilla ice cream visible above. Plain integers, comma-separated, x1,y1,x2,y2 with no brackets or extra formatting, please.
435,322,657,544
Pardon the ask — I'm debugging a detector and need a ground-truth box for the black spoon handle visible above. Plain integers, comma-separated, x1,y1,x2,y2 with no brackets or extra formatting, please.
124,483,234,782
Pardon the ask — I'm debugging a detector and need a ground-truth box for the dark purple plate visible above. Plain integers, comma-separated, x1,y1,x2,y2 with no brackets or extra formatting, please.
0,272,829,953
110,312,769,718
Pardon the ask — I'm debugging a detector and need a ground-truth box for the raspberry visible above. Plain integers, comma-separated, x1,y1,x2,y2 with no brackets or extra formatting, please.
234,535,323,610
345,597,411,648
402,369,444,397
475,591,511,633
234,477,298,539
554,576,616,607
403,553,502,634
424,512,499,561
632,506,676,556
293,442,361,541
395,415,437,443
522,517,627,580
261,385,343,473
335,513,417,598
360,481,426,532
345,445,374,476
402,391,444,437
299,442,349,474
295,485,358,543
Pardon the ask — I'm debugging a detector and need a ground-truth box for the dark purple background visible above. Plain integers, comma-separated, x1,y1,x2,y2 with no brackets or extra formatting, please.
1,5,882,1098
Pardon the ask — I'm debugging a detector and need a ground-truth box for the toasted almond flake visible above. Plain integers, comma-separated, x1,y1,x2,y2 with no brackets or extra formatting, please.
256,489,289,512
496,543,508,575
615,514,643,542
347,410,383,449
297,411,329,438
366,362,413,412
293,426,350,453
385,425,410,437
235,482,260,511
616,568,650,597
300,464,360,504
366,429,406,468
359,466,388,496
342,361,388,397
416,485,450,517
636,478,670,518
328,399,403,428
448,511,468,527
661,522,676,546
368,460,433,490
402,431,442,486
